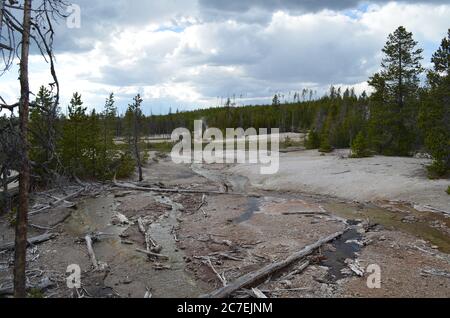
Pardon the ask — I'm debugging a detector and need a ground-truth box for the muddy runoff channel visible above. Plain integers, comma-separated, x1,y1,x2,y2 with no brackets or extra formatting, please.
65,193,204,298
62,163,450,297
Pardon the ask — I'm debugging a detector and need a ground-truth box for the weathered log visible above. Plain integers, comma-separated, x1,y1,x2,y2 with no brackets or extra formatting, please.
201,228,349,298
113,179,257,197
0,233,57,251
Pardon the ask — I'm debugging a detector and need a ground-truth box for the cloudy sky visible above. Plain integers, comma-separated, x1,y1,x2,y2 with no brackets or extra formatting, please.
1,0,449,115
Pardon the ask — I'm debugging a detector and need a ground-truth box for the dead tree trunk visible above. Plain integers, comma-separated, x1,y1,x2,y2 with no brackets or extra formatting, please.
129,94,144,182
14,0,32,299
0,1,4,36
134,132,143,182
133,109,143,182
1,169,10,214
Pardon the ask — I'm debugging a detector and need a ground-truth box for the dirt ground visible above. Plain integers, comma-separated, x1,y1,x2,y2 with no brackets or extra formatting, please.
0,151,449,298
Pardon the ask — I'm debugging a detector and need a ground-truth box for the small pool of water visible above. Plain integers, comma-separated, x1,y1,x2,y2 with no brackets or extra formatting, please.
233,197,261,224
321,228,363,281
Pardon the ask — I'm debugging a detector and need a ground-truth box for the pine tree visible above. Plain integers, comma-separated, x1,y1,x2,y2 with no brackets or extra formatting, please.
29,86,60,184
85,109,102,178
428,29,450,88
351,131,371,158
126,94,144,182
319,134,332,153
305,130,320,149
419,29,450,177
60,92,88,176
99,93,117,179
368,26,423,155
272,94,279,106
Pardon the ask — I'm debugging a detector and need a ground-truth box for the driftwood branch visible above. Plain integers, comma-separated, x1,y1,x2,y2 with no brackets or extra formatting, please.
28,188,84,216
85,235,98,270
137,217,157,251
136,248,169,260
201,228,349,298
205,257,227,287
251,288,268,299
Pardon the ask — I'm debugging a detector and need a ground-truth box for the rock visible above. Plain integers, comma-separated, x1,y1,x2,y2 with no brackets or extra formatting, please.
401,215,417,223
379,236,386,241
151,245,163,253
280,280,292,288
114,191,132,198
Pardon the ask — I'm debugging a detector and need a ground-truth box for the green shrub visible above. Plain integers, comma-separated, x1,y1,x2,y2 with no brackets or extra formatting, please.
446,186,450,195
351,132,371,158
115,152,136,179
28,288,44,298
319,135,333,153
427,160,449,179
305,130,320,149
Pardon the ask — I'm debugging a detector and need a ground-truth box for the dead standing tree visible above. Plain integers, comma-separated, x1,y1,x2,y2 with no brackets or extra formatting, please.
0,0,69,297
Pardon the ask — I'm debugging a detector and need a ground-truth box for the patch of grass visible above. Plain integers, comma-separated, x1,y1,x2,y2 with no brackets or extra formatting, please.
27,288,44,298
446,186,450,195
146,141,175,153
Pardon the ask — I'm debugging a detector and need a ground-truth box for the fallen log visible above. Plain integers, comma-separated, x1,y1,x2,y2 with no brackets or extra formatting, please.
113,179,256,197
200,228,349,298
0,233,57,251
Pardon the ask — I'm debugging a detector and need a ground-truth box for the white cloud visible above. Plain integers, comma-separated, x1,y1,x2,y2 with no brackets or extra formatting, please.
1,1,449,115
